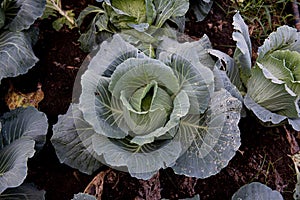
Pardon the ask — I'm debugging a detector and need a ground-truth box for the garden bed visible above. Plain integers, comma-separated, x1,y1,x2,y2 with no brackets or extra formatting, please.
0,0,299,199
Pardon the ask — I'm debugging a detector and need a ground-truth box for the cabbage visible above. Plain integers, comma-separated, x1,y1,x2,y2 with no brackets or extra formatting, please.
245,26,300,131
52,34,242,179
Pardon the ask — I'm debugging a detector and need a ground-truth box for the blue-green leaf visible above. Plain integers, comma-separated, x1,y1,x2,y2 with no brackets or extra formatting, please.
232,12,252,85
246,64,299,119
0,138,35,193
0,183,45,199
257,26,300,60
190,0,213,22
72,193,96,200
3,0,46,31
232,182,283,200
51,104,102,175
0,31,38,82
0,107,48,150
153,0,189,28
172,89,242,178
80,72,128,139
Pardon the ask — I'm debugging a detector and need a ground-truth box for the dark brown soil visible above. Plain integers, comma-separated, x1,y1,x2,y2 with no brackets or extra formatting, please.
0,0,298,199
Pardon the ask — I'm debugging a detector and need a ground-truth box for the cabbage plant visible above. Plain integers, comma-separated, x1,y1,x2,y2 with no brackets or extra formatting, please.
51,34,242,180
77,0,190,52
210,12,300,131
244,26,300,131
0,107,48,196
0,0,46,82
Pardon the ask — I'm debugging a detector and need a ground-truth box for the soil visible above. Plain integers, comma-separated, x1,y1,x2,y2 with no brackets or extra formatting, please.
0,0,299,199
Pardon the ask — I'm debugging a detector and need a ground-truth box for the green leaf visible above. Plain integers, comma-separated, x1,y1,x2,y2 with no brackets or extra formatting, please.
232,182,283,200
244,94,287,125
51,104,102,175
108,58,180,98
288,118,300,131
246,64,299,118
208,49,243,91
153,0,189,28
76,5,104,27
120,81,173,139
172,89,242,178
0,107,48,150
213,65,243,103
76,5,108,52
92,131,182,179
0,183,45,199
190,0,213,22
3,0,46,31
120,26,177,57
129,90,190,145
158,35,215,70
257,25,300,60
0,138,35,193
260,50,300,95
232,12,252,85
80,72,128,138
110,0,147,24
87,34,143,75
0,31,38,82
161,54,214,114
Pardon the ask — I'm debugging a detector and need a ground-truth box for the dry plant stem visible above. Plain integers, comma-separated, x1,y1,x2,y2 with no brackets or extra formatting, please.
284,125,300,155
47,0,75,25
293,0,300,31
84,169,112,200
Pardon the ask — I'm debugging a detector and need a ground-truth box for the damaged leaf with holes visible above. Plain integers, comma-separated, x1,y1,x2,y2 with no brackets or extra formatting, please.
51,34,242,180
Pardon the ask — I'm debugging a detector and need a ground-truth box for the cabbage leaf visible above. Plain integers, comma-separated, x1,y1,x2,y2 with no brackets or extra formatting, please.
0,107,48,194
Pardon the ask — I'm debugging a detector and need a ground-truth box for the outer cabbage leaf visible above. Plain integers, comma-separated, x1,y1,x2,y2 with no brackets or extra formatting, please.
246,64,299,119
212,63,243,103
158,35,215,70
3,0,46,31
189,0,213,22
51,104,102,175
232,182,283,200
0,107,48,193
0,138,35,194
87,34,144,75
172,89,242,178
0,183,46,199
77,6,110,52
257,25,300,60
0,106,48,150
153,0,189,28
232,12,252,85
0,30,38,82
72,193,97,200
208,49,243,91
119,27,177,57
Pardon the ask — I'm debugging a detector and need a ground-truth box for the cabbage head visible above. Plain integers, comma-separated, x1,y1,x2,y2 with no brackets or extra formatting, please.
51,34,242,179
244,26,300,131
